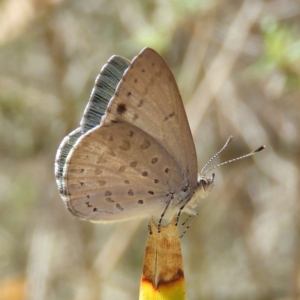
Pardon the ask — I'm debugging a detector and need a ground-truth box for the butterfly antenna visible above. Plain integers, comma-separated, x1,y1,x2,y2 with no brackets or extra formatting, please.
203,145,266,176
200,136,233,175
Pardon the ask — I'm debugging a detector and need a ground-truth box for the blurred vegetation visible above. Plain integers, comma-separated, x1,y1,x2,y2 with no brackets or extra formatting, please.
0,0,299,299
251,17,300,89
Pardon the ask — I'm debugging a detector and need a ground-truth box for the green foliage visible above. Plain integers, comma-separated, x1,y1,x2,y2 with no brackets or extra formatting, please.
252,18,300,88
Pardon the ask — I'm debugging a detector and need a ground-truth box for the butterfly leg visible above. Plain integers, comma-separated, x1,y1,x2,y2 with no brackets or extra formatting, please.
157,197,172,233
175,204,185,227
180,215,197,238
148,222,153,235
181,215,192,226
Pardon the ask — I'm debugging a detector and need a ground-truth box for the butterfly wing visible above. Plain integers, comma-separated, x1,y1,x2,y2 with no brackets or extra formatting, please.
55,55,130,197
63,122,185,222
80,55,130,133
103,48,198,186
58,48,198,222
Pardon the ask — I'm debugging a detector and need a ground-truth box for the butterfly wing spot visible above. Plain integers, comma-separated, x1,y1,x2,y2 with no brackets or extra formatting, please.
116,203,124,211
154,179,159,184
128,189,134,196
142,171,148,177
140,139,151,149
151,157,158,164
96,158,106,164
106,197,114,202
164,112,175,121
119,139,131,151
105,191,112,196
98,180,106,186
165,168,169,173
128,130,134,138
67,168,83,175
148,191,154,195
138,200,144,204
93,208,113,214
119,166,126,173
130,161,137,168
117,103,127,115
137,99,144,107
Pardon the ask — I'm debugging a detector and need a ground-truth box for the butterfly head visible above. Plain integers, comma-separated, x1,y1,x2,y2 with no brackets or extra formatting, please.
185,173,215,212
197,173,215,198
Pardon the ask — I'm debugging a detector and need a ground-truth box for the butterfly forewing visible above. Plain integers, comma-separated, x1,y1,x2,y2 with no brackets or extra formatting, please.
103,48,198,186
81,55,130,132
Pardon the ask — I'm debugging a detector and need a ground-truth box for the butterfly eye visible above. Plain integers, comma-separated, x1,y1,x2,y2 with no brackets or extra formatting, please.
198,175,214,191
198,178,208,188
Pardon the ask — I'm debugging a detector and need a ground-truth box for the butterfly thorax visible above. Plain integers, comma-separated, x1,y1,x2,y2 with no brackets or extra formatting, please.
182,174,214,215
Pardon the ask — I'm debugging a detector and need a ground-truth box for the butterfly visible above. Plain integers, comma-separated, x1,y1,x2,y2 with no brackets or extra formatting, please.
55,48,263,226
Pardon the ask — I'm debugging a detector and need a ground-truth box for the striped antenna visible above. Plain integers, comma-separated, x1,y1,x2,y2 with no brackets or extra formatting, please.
202,137,265,176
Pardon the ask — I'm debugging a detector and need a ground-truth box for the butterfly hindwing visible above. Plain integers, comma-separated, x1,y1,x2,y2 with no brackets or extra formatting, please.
63,122,185,222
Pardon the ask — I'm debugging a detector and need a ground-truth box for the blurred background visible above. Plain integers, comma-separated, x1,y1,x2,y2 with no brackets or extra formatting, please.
0,0,299,299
